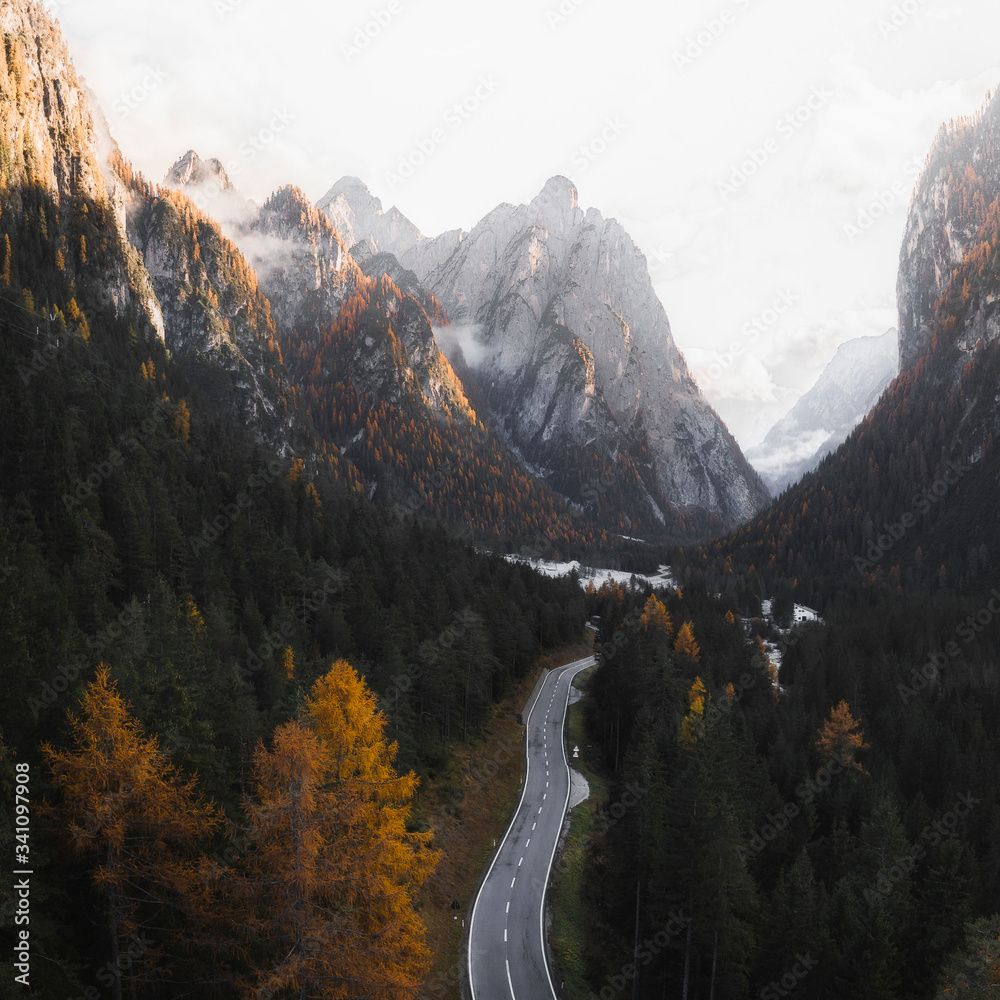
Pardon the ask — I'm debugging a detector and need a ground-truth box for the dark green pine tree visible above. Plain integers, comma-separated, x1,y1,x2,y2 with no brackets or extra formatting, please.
904,834,972,997
756,848,834,997
650,701,760,1000
830,795,914,1000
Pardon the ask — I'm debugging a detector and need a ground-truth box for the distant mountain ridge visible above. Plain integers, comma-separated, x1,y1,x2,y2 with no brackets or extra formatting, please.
747,330,899,493
157,162,611,544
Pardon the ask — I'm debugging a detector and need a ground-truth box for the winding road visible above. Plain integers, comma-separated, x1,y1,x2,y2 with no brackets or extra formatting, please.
468,655,595,1000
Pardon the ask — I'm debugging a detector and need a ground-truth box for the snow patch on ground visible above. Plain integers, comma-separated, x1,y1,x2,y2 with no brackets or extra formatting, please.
750,602,824,677
568,768,590,811
504,556,677,592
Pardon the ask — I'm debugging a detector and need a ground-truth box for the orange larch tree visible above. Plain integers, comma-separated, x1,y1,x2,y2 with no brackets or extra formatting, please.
679,676,708,747
815,699,870,773
639,593,673,639
673,621,701,663
233,659,436,999
42,665,219,1000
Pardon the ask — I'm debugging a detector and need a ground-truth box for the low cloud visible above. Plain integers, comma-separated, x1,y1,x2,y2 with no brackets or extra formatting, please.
433,323,489,368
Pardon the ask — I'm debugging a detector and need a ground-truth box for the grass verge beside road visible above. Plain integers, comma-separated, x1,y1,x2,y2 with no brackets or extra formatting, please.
549,662,610,1000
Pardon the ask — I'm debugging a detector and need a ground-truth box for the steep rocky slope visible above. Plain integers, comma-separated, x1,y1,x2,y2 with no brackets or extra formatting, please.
322,175,769,527
0,0,163,340
897,92,1000,371
118,160,300,446
241,184,364,334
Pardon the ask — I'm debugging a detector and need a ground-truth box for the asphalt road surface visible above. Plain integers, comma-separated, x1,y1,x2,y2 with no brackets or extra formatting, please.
468,655,595,1000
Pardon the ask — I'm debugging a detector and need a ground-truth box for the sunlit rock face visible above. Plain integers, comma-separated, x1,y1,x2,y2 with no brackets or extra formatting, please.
329,174,768,523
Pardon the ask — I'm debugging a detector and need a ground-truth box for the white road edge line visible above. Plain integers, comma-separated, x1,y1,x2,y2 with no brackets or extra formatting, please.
538,657,594,1000
467,657,548,1000
467,654,594,1000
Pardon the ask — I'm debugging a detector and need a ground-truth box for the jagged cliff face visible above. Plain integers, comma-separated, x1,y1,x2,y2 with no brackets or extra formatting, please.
123,178,296,440
0,0,102,204
164,167,472,426
359,251,449,327
0,1,287,442
241,187,470,421
243,185,364,334
364,276,471,419
316,272,474,421
0,0,163,340
897,92,1000,372
358,175,769,524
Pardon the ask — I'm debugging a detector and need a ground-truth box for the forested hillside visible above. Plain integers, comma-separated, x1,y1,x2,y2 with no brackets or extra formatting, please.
688,95,1000,608
570,582,1000,999
553,86,1000,1000
0,111,586,1000
4,3,1000,998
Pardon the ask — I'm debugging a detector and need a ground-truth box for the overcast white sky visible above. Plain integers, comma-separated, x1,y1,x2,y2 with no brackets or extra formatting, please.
46,0,1000,447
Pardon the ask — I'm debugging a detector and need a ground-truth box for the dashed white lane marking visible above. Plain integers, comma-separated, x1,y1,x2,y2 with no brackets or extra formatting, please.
546,781,549,788
526,838,530,847
506,901,510,913
543,793,547,800
511,877,516,888
532,822,536,830
518,857,523,866
504,927,507,941
538,806,543,814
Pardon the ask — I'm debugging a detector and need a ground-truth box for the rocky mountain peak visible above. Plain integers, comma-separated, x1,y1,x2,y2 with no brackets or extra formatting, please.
315,175,423,259
161,148,254,230
378,178,770,526
165,149,234,192
317,175,382,214
530,175,583,231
